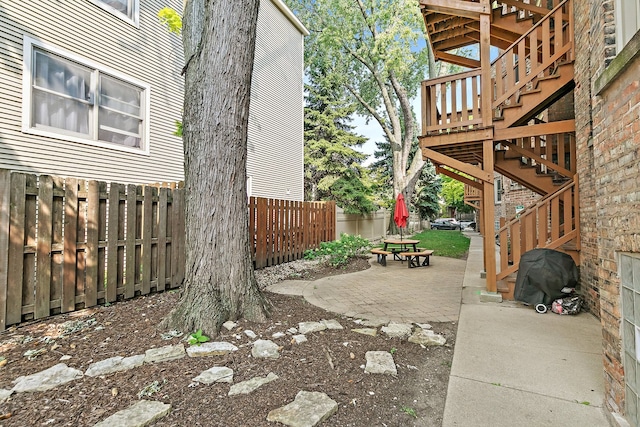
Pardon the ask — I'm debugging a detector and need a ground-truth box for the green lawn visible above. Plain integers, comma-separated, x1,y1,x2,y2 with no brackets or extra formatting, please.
409,229,470,259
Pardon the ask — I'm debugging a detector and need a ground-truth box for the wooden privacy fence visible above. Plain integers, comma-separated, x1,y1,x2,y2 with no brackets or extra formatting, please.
249,197,336,269
0,171,336,330
0,170,186,331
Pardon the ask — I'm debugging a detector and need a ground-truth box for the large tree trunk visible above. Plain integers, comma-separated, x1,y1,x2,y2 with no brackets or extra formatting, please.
162,0,269,336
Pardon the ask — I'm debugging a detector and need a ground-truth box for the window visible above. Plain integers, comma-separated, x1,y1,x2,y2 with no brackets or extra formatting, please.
616,0,640,51
23,37,150,154
621,253,640,426
90,0,139,26
494,177,503,204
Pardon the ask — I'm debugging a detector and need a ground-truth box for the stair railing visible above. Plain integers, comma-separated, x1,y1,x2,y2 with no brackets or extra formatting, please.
496,175,579,280
501,131,576,178
492,0,573,112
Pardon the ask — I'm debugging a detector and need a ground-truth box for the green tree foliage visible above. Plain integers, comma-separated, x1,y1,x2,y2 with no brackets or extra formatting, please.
413,163,441,220
304,83,376,214
370,136,439,216
157,7,182,35
285,0,429,203
440,174,473,216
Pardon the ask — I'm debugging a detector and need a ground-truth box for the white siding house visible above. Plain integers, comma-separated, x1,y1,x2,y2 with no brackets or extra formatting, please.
248,0,308,201
0,0,307,199
0,0,185,184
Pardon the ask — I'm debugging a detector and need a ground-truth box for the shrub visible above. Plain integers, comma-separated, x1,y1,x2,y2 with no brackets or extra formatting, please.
304,233,371,267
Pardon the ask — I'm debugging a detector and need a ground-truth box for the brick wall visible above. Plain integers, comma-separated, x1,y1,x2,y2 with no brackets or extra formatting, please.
575,0,640,417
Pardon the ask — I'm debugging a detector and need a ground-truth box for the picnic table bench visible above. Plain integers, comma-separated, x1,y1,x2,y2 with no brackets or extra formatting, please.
370,248,392,266
399,249,434,268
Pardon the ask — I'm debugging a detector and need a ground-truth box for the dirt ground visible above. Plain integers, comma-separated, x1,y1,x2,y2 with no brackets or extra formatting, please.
0,258,456,427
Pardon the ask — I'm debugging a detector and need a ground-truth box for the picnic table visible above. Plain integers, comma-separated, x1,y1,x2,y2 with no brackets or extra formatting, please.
382,239,420,261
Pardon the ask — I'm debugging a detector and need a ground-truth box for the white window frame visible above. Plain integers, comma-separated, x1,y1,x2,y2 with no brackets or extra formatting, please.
22,36,151,155
616,0,640,51
89,0,140,27
494,177,503,204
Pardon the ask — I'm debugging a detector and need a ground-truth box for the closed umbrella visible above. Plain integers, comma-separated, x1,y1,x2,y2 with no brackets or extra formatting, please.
393,193,409,240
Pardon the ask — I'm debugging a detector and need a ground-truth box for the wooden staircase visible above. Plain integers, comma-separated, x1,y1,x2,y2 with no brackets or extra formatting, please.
418,0,578,296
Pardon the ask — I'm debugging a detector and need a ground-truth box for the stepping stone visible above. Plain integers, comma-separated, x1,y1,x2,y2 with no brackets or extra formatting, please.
228,372,278,396
85,355,145,377
186,342,238,357
287,327,298,334
0,389,13,402
193,367,234,384
415,323,432,330
354,319,387,328
351,328,377,337
222,321,238,331
12,363,83,393
267,390,338,427
93,400,171,427
272,332,286,339
244,330,257,339
144,344,185,363
408,329,446,346
321,319,343,330
292,334,307,344
381,322,413,339
298,322,326,335
364,351,397,376
252,340,280,359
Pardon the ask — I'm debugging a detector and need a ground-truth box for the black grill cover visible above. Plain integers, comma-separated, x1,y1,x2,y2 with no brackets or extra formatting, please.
514,248,578,305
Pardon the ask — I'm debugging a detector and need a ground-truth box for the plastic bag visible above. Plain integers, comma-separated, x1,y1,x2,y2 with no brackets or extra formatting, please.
551,294,583,315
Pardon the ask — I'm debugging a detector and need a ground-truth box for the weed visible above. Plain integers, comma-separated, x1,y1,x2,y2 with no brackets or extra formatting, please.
491,382,501,386
188,329,210,346
138,379,167,398
390,347,397,354
578,401,590,405
400,406,418,418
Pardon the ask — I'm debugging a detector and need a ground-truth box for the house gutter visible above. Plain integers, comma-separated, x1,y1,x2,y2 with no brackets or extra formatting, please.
271,0,310,36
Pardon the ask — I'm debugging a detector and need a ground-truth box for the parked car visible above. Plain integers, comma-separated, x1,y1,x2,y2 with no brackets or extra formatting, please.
460,220,476,230
431,219,460,230
438,217,460,226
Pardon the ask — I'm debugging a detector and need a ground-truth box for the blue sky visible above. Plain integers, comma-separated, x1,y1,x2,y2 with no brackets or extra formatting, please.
350,95,423,166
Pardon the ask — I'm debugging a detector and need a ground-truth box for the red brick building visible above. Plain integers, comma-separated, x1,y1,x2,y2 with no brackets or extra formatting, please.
575,0,640,422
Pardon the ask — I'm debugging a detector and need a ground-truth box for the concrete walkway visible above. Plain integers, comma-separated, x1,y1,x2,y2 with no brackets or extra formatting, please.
445,233,609,426
267,233,610,425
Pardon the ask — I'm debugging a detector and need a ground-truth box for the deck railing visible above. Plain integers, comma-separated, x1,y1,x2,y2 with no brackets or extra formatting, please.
421,69,483,134
496,176,579,280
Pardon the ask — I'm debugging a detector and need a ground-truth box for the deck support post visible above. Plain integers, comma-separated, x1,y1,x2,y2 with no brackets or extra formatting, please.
482,141,497,293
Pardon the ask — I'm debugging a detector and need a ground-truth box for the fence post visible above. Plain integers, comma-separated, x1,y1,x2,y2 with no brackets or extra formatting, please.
35,175,53,319
157,187,168,292
125,184,137,298
106,183,121,303
141,185,153,295
0,170,10,331
85,180,100,308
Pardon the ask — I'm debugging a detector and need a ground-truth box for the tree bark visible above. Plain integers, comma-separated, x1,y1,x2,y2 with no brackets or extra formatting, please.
162,0,269,336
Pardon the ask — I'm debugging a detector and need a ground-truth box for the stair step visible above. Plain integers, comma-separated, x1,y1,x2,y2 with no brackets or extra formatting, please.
519,88,542,96
537,73,562,82
497,276,517,301
501,102,523,110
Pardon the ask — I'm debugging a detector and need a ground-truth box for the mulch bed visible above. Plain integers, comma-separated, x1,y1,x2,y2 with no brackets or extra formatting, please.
0,258,456,426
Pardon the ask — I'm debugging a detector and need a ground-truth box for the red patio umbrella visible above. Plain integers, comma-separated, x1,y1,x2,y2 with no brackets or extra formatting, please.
393,193,409,240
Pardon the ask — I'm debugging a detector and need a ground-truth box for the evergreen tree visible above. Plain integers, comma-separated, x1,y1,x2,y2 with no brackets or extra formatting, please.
304,82,376,214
